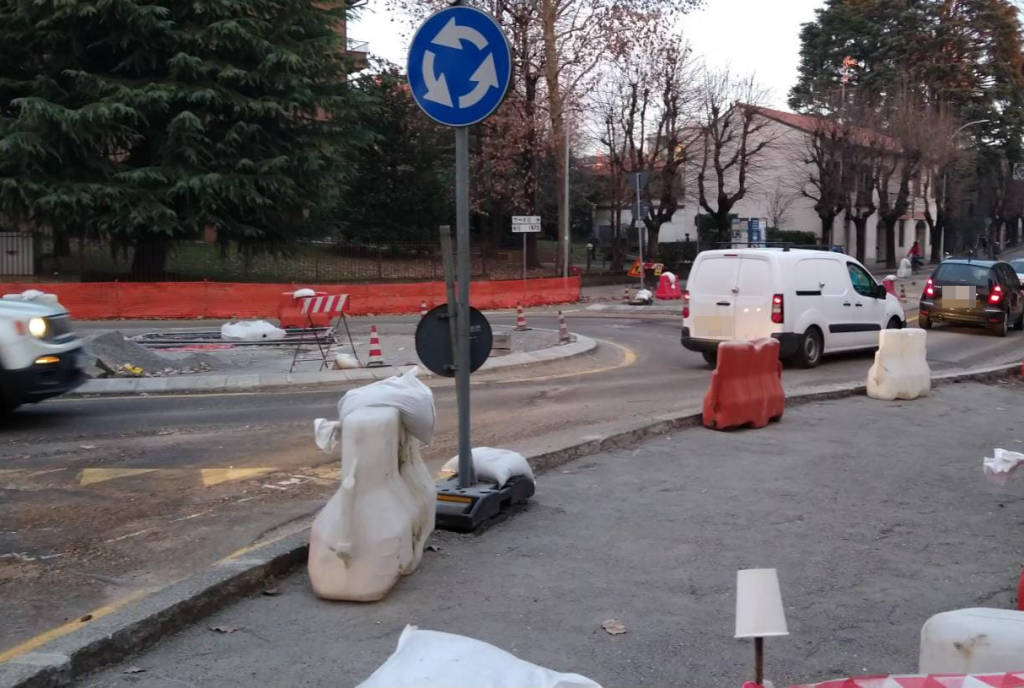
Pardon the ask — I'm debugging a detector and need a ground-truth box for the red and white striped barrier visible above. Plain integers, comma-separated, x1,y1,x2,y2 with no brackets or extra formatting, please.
300,293,349,316
366,325,385,368
790,673,1024,688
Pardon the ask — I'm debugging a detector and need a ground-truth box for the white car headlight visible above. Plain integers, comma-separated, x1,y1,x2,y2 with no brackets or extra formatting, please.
28,317,47,338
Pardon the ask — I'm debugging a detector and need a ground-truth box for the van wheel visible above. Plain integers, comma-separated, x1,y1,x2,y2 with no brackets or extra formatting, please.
701,350,717,368
918,314,932,330
886,316,903,329
993,311,1009,337
795,327,823,368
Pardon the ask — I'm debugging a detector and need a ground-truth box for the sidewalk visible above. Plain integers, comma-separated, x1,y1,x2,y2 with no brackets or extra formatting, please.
71,379,1024,688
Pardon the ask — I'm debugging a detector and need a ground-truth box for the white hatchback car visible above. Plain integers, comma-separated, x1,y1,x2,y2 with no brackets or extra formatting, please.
681,248,906,367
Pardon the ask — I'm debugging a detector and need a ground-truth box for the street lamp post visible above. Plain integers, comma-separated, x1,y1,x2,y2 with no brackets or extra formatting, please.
941,119,989,257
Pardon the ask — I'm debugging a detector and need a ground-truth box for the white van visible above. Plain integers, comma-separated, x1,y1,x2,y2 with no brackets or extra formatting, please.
681,248,906,367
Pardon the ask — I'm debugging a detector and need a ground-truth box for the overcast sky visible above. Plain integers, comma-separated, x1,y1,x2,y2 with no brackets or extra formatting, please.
350,0,825,110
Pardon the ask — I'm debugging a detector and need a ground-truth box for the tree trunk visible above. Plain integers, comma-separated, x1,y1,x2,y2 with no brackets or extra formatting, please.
930,214,943,262
882,217,897,268
819,214,835,248
646,222,661,261
853,217,868,263
131,235,172,280
540,0,567,276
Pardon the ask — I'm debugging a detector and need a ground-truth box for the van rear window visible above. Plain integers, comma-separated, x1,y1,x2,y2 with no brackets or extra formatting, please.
933,264,993,286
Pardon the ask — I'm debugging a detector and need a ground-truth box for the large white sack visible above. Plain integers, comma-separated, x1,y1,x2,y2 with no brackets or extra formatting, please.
983,448,1024,485
919,608,1024,674
440,447,534,488
866,328,930,401
339,367,436,445
220,320,286,341
292,287,317,298
356,625,601,688
897,258,912,278
308,407,428,601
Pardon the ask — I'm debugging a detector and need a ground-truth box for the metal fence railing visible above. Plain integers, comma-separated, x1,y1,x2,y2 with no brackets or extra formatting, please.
13,236,564,283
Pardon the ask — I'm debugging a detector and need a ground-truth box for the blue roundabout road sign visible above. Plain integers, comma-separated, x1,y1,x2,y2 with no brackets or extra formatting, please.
407,5,512,127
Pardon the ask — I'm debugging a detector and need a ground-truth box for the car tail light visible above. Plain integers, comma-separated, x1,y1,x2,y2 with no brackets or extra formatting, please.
924,278,935,298
682,290,690,319
989,284,1003,305
771,293,784,324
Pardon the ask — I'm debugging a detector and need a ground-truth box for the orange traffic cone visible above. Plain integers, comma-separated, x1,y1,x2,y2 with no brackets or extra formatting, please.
558,310,571,344
899,283,907,303
515,303,530,331
420,300,428,318
622,287,630,302
366,325,385,367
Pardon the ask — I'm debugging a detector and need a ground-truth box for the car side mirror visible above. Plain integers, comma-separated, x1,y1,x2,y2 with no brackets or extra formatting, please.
875,284,887,299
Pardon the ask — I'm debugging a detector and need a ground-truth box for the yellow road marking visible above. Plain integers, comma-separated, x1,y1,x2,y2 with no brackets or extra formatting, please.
200,467,277,487
0,588,154,665
78,468,159,486
217,524,308,563
491,339,637,384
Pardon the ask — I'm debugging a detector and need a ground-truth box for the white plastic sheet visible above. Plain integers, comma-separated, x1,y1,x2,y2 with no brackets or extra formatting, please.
634,288,653,303
3,289,61,307
983,448,1024,485
292,287,317,298
439,447,534,488
356,625,601,688
333,352,360,370
220,320,286,341
338,367,436,445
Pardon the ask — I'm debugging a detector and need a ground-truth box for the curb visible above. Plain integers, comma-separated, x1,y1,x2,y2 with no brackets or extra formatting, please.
2,361,1019,688
69,333,598,398
584,303,681,315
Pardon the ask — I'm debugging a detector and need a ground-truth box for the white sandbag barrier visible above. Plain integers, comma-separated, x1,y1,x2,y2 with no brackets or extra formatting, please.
356,626,602,688
867,329,931,401
309,368,436,601
439,447,535,488
220,319,286,341
919,608,1024,674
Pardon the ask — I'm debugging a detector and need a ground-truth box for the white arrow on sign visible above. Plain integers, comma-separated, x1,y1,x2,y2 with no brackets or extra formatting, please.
459,54,498,108
422,50,452,107
432,17,488,50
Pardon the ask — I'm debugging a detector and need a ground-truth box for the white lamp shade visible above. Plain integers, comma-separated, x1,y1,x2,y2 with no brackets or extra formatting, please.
735,568,789,638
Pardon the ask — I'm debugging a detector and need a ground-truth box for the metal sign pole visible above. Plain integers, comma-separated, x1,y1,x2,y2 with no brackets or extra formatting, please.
636,172,644,290
455,125,475,488
522,233,527,281
438,225,458,374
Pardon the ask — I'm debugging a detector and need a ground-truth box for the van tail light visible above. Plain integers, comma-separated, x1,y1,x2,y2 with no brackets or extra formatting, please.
771,293,784,324
989,284,1004,305
924,278,935,298
682,290,690,319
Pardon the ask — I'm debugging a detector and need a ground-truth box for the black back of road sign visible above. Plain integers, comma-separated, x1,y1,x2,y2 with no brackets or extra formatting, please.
415,305,493,377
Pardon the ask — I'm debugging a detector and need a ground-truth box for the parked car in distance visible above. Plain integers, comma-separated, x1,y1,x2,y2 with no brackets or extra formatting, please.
681,248,905,368
1010,258,1024,284
918,259,1024,336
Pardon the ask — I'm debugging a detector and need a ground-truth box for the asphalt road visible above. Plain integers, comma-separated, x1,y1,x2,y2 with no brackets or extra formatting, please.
2,310,1023,655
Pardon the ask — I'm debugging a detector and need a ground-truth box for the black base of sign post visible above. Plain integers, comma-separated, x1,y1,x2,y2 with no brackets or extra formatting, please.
435,475,535,533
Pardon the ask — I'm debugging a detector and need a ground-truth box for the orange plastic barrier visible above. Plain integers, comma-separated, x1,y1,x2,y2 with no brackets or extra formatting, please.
0,277,581,320
702,338,784,430
654,272,682,300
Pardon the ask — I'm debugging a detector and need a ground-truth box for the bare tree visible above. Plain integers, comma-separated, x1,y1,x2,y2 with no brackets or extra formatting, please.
801,114,847,246
692,69,775,244
765,183,798,230
874,90,927,268
596,34,695,261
